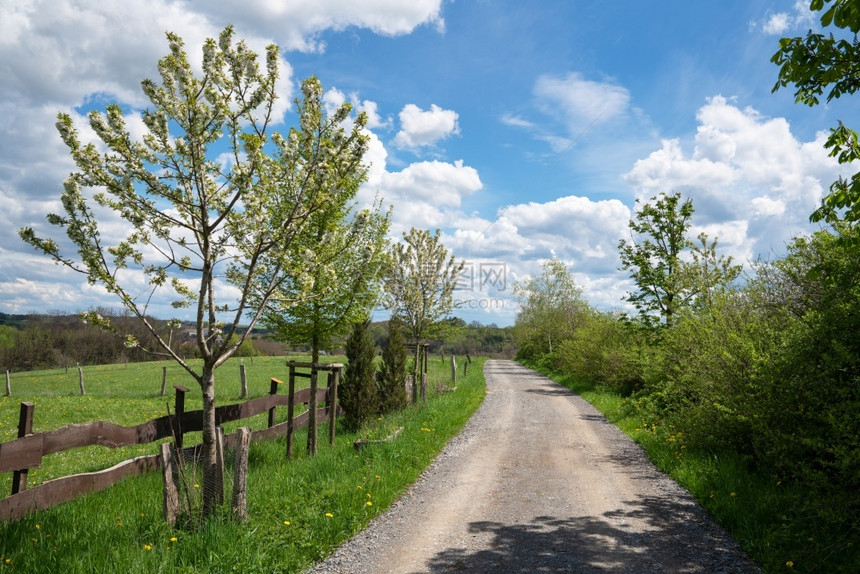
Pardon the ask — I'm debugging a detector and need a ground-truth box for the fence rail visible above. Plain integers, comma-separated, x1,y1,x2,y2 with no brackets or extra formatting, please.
0,361,342,521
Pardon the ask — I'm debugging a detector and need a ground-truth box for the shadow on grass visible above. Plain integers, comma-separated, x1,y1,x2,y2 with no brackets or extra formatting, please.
417,495,759,574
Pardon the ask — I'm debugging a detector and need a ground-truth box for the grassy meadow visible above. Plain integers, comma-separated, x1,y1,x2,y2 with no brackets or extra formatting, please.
0,355,487,573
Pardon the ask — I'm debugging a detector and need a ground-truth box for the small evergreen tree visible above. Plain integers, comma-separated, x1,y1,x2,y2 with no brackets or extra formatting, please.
378,317,408,414
340,319,378,431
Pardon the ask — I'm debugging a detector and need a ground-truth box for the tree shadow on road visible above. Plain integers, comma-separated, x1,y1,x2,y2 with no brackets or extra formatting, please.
415,495,759,574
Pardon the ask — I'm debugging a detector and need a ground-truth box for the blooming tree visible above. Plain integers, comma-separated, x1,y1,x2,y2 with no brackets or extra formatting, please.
19,27,369,516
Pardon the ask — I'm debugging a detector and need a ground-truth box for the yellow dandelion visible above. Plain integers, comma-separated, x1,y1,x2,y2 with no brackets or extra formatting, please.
170,537,177,543
730,492,736,497
786,561,794,567
325,513,333,518
35,524,40,530
357,485,362,490
144,544,152,551
283,521,290,526
194,483,200,489
366,501,372,507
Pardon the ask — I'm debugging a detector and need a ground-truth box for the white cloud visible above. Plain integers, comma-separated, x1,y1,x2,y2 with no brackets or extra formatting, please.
189,0,445,52
500,114,535,129
624,95,844,259
394,104,460,148
762,13,791,35
757,1,815,35
533,72,631,133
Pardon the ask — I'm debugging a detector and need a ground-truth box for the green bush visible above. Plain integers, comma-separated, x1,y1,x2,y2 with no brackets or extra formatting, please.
557,312,647,395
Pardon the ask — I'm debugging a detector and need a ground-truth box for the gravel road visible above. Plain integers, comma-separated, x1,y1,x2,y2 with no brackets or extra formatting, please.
308,360,760,573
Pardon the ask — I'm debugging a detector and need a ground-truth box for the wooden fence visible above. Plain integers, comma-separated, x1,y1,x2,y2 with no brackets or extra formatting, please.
0,361,341,522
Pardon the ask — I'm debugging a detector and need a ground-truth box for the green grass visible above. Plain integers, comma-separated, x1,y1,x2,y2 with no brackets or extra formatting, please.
0,355,486,573
525,362,859,574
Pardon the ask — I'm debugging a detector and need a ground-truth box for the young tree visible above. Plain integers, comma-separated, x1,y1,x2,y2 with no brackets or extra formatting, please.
772,0,860,224
513,257,590,360
18,28,368,516
377,316,408,414
261,196,390,364
618,192,739,328
383,228,464,399
340,319,378,431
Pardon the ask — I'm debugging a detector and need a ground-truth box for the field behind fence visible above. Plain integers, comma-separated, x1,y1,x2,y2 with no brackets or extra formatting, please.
0,356,331,498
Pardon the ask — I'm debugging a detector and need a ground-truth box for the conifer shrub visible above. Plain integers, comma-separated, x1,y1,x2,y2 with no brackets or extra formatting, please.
378,316,408,414
340,319,378,431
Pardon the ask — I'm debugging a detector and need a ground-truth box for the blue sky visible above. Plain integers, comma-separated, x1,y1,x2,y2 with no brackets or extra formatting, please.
0,0,855,326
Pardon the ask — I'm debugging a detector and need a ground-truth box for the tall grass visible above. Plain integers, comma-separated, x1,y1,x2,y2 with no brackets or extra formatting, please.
0,356,486,573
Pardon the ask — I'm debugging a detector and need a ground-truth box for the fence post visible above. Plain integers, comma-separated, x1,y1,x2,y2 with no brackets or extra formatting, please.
160,366,167,396
173,385,189,450
5,369,10,396
11,401,35,495
286,364,296,459
161,442,179,526
451,355,457,386
240,362,248,399
327,367,339,446
77,363,85,395
268,378,280,428
307,366,318,456
232,427,251,522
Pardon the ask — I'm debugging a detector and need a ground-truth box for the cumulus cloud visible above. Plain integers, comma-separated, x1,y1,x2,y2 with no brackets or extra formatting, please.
394,104,461,148
624,95,843,259
188,0,444,52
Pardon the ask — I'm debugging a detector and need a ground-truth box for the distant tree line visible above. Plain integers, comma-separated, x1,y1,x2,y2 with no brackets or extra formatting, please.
0,310,283,372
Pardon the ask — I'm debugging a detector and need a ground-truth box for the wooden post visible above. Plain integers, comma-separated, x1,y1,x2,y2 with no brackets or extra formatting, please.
11,401,34,495
286,365,296,459
307,367,318,456
421,372,427,403
77,364,85,395
160,366,168,396
423,344,429,374
161,442,179,526
327,368,339,446
214,426,225,506
239,362,248,398
412,343,420,404
268,378,280,428
232,427,251,522
173,385,189,450
451,355,457,386
5,369,10,396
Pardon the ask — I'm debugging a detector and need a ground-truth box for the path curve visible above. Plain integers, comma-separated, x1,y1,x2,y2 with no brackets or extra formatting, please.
309,360,759,573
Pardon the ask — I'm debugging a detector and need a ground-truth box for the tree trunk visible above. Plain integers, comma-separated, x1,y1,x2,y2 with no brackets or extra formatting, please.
200,364,222,517
312,332,319,365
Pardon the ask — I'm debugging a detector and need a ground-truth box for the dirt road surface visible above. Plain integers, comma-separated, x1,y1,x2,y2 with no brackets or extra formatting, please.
309,360,759,573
